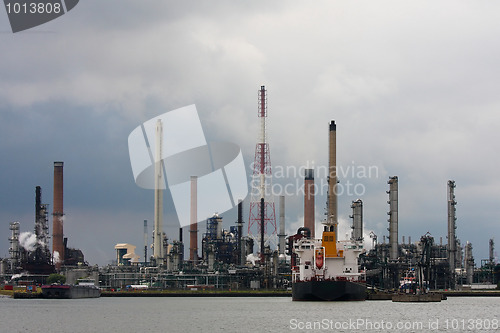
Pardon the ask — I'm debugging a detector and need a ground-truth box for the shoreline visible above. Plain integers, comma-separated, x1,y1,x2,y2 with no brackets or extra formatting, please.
101,290,292,297
3,289,500,298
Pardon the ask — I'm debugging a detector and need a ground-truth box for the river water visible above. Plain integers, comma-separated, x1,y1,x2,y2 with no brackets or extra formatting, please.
1,296,499,332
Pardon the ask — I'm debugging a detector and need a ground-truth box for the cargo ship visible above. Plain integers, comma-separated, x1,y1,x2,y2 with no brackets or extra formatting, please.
290,120,366,301
41,283,100,299
290,227,366,301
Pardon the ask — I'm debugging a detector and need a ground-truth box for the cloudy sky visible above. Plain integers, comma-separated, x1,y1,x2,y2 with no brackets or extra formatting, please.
1,1,499,266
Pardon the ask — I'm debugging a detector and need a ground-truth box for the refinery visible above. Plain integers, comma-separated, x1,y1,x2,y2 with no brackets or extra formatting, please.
1,86,499,295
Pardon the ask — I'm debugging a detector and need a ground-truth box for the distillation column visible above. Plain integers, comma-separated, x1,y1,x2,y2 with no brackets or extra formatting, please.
278,195,286,255
143,220,148,264
489,239,495,266
350,199,363,242
190,176,198,262
387,176,398,261
237,200,244,265
34,186,51,264
9,221,20,271
447,180,457,285
464,241,474,285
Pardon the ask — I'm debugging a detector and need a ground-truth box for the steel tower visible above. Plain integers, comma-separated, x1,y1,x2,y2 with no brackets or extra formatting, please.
248,86,277,254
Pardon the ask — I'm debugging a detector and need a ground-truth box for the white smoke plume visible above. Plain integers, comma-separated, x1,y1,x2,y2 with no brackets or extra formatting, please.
246,253,259,266
10,273,25,281
19,232,38,252
53,251,61,264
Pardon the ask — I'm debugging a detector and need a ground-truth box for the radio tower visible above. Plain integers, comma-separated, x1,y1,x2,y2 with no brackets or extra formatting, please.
248,85,277,257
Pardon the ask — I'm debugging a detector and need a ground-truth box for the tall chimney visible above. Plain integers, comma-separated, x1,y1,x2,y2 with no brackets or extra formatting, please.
153,120,164,263
304,169,315,238
189,176,198,262
327,121,338,228
53,161,64,269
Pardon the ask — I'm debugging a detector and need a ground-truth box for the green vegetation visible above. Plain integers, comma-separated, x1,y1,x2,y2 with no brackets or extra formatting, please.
47,273,66,284
0,290,14,296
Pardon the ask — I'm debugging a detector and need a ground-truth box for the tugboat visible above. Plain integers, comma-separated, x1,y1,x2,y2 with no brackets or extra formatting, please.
392,234,443,302
290,121,366,301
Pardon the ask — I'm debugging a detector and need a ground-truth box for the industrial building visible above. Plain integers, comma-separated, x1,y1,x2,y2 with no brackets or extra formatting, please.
359,178,498,291
1,162,90,286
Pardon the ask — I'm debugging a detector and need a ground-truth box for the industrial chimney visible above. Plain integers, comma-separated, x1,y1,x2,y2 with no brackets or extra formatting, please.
320,121,340,258
53,161,64,269
153,120,164,263
328,121,338,227
304,169,315,239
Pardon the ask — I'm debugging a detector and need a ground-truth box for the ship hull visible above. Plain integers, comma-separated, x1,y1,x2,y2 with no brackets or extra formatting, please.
292,280,366,301
41,285,101,299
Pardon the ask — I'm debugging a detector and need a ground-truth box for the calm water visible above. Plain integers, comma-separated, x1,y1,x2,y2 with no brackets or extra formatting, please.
1,296,499,332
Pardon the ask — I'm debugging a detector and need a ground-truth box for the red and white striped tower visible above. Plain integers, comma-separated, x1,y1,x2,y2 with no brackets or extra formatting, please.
248,86,277,257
